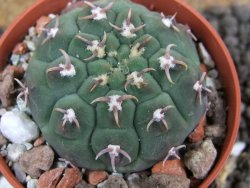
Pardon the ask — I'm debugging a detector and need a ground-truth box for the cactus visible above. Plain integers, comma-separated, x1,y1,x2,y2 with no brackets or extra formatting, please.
25,0,209,173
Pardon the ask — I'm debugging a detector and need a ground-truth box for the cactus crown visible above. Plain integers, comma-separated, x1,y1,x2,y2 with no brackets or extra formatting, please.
26,0,208,173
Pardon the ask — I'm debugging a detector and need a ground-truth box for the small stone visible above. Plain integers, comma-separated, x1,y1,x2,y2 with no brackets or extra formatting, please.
7,143,26,162
0,66,15,107
88,170,108,185
24,41,36,51
0,134,8,147
24,143,33,150
188,116,206,143
19,145,54,178
13,42,28,55
36,16,52,35
220,15,238,36
197,42,215,68
224,35,239,47
33,136,45,147
184,139,217,179
232,4,250,23
97,175,128,188
147,174,190,188
0,175,13,188
237,65,249,84
207,69,219,79
13,162,26,183
27,179,38,188
57,168,82,188
152,160,186,177
126,173,141,188
38,167,64,188
205,124,226,140
205,6,231,17
242,51,250,66
0,110,40,144
76,180,95,188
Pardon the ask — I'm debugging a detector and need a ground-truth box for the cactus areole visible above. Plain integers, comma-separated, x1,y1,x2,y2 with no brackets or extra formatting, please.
26,0,209,173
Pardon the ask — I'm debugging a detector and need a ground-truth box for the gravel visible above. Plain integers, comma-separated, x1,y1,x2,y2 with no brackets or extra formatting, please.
204,4,250,187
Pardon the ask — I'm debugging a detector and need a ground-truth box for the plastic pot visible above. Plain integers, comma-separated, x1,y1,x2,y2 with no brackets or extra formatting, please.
0,0,241,187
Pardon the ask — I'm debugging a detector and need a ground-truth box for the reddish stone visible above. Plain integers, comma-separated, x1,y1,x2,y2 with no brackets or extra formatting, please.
88,170,108,185
34,136,45,147
57,168,82,188
151,160,187,177
200,63,208,72
36,16,51,35
188,116,206,143
13,42,28,55
38,167,64,188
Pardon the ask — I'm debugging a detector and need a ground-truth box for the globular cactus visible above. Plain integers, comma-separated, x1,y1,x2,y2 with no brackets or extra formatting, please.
25,0,210,173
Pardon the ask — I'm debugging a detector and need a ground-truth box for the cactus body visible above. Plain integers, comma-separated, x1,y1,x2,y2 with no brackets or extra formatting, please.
26,0,207,172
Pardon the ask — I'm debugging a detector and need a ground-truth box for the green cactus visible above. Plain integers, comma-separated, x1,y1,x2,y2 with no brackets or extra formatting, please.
25,0,210,173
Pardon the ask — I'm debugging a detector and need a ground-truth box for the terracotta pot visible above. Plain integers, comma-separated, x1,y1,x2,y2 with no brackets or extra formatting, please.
0,0,241,187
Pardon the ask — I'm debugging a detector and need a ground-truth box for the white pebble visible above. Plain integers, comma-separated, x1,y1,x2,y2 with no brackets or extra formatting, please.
10,54,20,66
24,143,33,151
0,110,39,144
27,179,38,188
7,143,26,162
231,142,246,157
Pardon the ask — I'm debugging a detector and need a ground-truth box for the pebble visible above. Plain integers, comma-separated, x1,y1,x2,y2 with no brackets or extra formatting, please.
207,69,219,79
224,35,239,47
35,16,51,35
38,167,64,188
88,170,108,185
33,136,45,147
57,168,82,188
184,139,217,179
13,162,26,183
0,66,15,107
197,42,215,68
0,133,8,147
205,124,226,143
97,175,128,188
126,173,142,188
0,175,13,188
75,180,95,188
0,110,39,144
6,143,26,162
27,179,38,188
147,174,190,188
12,42,28,55
220,15,238,35
151,160,186,177
237,64,250,84
232,4,250,23
19,145,54,178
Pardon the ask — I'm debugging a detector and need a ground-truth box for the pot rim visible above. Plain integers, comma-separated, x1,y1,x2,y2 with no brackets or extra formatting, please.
0,0,241,188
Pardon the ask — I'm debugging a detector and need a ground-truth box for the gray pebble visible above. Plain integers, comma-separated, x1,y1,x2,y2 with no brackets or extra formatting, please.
75,180,95,188
232,4,250,23
237,65,250,84
184,139,217,179
97,175,128,188
205,6,232,17
208,69,219,79
220,16,238,36
242,51,250,65
7,143,27,162
146,174,190,188
13,162,26,183
224,35,239,47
